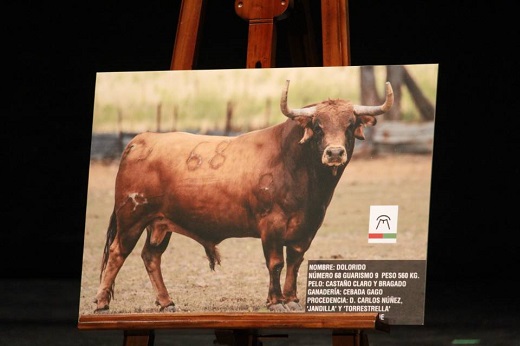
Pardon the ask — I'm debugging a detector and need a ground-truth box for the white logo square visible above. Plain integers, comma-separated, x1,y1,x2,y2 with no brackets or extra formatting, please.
368,205,398,243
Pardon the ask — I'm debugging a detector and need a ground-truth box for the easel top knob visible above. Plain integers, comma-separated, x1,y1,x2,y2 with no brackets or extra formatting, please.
234,0,291,21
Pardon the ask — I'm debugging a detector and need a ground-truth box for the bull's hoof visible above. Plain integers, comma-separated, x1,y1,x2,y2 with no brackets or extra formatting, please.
94,305,109,313
159,302,176,312
93,297,110,313
285,301,303,311
268,303,289,312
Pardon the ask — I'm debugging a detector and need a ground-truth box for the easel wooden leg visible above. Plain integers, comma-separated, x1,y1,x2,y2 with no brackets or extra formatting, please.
321,0,350,66
246,18,276,68
332,329,369,346
123,330,155,346
234,0,291,68
170,0,207,70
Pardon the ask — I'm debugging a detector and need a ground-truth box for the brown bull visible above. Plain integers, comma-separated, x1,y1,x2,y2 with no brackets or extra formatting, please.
94,80,393,312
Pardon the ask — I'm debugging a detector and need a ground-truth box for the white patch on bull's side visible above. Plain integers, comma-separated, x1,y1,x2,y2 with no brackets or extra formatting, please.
128,192,148,211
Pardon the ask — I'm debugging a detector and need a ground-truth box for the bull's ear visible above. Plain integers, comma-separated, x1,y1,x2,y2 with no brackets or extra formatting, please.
299,127,314,144
358,115,377,127
293,115,312,128
291,116,314,144
354,115,377,140
354,126,366,140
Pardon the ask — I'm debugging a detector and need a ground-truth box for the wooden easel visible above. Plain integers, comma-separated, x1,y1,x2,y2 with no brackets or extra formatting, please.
79,312,389,345
170,0,350,69
78,1,389,344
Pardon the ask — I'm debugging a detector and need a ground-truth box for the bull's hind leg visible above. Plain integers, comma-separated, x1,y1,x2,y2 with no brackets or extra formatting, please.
95,220,146,312
142,228,175,311
95,238,126,312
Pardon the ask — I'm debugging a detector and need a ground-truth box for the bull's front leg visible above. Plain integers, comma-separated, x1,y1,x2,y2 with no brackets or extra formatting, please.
282,245,305,311
261,232,287,312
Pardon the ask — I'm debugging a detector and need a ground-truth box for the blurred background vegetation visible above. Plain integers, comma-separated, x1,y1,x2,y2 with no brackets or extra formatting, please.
92,64,437,135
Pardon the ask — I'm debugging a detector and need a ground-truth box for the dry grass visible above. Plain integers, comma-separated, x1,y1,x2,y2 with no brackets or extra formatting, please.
78,153,432,316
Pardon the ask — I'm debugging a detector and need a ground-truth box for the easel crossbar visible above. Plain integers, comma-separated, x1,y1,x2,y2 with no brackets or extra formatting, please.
78,312,389,332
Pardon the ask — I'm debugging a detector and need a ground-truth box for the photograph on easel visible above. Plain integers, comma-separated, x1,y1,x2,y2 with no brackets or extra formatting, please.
79,65,438,325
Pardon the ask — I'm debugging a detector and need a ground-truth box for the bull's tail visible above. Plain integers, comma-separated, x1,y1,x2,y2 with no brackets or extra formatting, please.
99,209,117,297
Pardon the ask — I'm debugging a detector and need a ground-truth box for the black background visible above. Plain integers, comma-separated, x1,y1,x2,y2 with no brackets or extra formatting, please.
3,1,518,298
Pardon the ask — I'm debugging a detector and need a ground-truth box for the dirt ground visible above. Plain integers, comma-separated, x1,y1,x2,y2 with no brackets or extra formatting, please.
78,153,432,316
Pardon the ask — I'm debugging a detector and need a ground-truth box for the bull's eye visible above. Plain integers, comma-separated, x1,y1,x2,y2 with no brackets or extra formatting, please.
346,122,356,135
313,122,323,136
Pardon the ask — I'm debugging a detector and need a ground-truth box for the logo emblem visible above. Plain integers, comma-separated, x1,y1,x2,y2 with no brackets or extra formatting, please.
368,205,398,243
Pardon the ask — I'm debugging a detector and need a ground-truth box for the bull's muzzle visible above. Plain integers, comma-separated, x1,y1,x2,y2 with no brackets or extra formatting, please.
322,145,347,166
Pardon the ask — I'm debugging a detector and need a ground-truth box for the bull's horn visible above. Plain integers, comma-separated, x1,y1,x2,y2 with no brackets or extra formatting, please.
280,80,317,119
353,81,394,116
